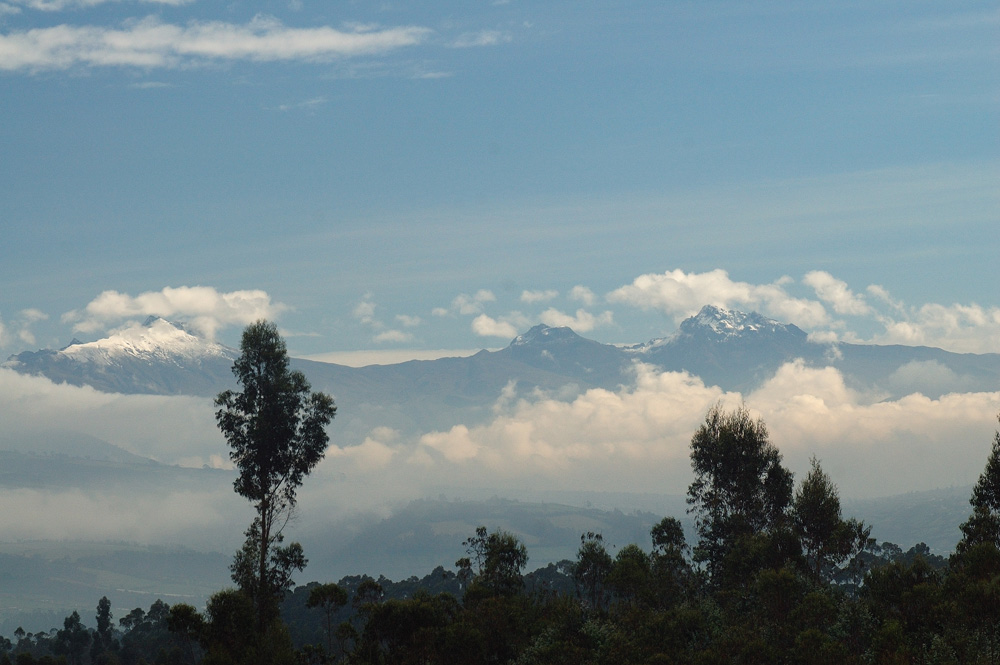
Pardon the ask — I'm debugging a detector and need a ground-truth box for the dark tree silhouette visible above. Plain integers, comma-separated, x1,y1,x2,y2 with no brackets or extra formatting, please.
215,320,337,629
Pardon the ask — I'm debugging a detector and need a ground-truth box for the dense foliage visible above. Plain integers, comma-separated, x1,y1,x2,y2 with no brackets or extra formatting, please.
6,406,1000,664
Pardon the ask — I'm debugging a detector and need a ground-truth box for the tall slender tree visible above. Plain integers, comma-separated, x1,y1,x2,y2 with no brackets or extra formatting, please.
215,320,336,630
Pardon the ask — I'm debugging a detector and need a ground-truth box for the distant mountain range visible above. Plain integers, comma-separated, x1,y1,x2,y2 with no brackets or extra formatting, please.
7,306,1000,440
5,306,1000,507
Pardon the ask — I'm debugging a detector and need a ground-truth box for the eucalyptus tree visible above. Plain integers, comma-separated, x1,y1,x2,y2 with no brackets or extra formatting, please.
215,320,336,630
687,404,795,586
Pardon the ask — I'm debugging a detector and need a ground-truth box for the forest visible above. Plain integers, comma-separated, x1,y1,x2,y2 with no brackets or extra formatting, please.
3,400,1000,665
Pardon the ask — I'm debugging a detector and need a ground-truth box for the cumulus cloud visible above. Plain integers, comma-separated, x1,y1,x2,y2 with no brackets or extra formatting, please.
569,285,597,306
0,15,430,72
520,289,558,304
448,290,496,315
607,268,830,329
62,286,285,339
404,361,1000,498
875,302,1000,353
803,270,871,316
471,314,519,339
539,307,613,333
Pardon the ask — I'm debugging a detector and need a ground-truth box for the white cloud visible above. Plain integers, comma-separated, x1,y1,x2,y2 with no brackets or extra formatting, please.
471,314,518,339
450,30,511,48
395,314,422,328
569,285,596,306
411,361,1000,498
520,289,558,304
416,365,732,491
10,0,192,10
15,307,48,345
352,296,377,326
373,329,412,343
0,16,430,72
62,286,285,339
275,96,327,112
875,302,1000,353
747,361,1000,493
539,308,613,332
448,290,496,316
0,368,221,464
803,270,871,316
326,427,398,472
353,296,417,344
607,268,830,329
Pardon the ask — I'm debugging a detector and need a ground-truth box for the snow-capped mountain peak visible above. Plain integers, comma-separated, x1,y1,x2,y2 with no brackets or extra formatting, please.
60,318,234,366
509,324,580,347
683,304,789,338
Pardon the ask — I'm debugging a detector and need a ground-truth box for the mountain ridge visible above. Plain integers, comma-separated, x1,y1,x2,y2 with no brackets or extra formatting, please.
6,307,1000,443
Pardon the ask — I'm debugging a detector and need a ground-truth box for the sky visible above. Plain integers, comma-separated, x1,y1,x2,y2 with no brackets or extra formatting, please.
0,1,999,546
0,0,998,361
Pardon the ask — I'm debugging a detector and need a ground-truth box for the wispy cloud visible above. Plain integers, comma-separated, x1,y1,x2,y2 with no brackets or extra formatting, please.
520,289,557,304
450,30,511,48
274,96,327,112
353,294,420,345
0,15,431,72
539,307,613,333
9,0,192,10
395,314,422,328
62,286,286,339
128,80,172,88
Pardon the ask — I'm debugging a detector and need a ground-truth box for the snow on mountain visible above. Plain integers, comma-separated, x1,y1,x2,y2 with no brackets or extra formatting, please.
4,317,238,396
509,324,581,347
627,305,806,354
678,305,805,340
60,317,235,367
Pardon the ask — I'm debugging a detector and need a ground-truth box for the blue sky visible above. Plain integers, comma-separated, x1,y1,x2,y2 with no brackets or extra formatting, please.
1,1,998,361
